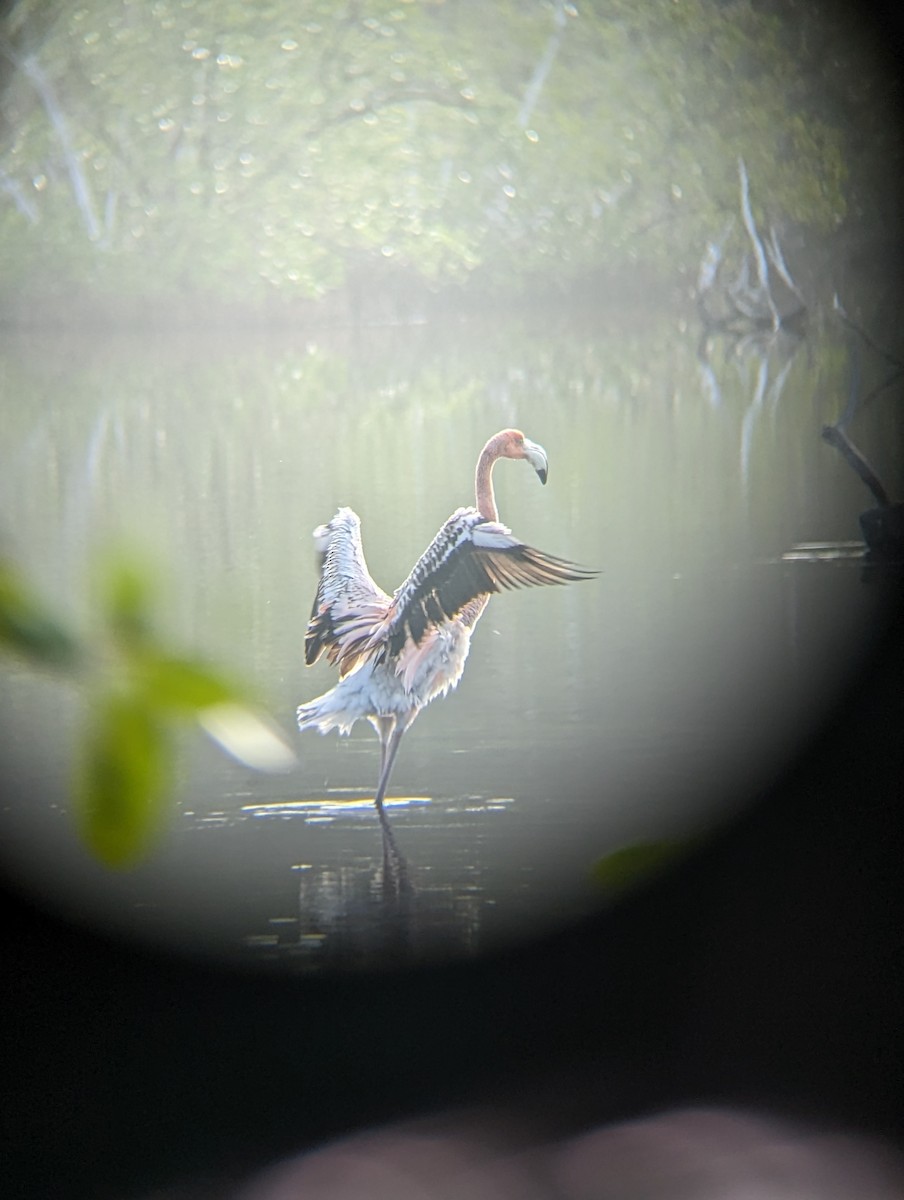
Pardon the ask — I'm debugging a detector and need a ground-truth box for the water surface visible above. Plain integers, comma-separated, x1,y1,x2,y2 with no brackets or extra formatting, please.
1,314,899,968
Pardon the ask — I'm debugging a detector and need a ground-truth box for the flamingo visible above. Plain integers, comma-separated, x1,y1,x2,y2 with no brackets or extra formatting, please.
297,429,595,819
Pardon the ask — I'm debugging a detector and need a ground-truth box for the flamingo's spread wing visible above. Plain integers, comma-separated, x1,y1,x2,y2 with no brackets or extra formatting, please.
304,507,392,676
384,507,596,656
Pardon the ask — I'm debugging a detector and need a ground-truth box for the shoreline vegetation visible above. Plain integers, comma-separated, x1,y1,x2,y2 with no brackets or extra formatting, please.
1,220,897,334
1,3,900,333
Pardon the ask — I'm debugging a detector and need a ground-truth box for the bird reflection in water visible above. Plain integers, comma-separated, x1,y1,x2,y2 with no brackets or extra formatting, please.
375,799,411,904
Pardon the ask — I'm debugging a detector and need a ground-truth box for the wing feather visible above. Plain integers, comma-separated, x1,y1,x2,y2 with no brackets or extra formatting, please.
304,507,392,676
306,506,596,676
385,508,596,656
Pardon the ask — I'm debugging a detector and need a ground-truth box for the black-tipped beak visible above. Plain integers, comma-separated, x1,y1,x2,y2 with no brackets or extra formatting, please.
523,438,549,485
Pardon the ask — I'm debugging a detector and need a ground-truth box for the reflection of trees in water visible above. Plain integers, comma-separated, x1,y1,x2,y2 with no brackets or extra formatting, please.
697,277,904,564
694,161,812,492
697,326,803,496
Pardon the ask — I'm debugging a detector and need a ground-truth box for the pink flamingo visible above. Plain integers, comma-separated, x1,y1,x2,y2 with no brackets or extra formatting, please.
297,429,594,817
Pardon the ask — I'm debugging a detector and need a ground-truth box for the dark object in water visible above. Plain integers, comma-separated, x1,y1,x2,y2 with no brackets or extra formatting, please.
860,502,904,558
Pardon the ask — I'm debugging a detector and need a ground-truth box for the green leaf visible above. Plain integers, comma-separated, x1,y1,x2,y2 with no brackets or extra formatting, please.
138,655,243,712
0,560,80,668
97,555,156,648
76,692,171,867
590,839,689,897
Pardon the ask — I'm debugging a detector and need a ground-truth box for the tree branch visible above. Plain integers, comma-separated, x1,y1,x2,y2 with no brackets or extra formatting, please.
737,156,779,330
518,0,567,129
0,165,39,223
821,424,892,508
11,48,101,241
833,295,904,371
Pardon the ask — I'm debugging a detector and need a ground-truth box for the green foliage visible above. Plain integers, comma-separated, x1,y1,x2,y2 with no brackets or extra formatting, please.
0,557,81,667
139,655,238,711
0,0,856,307
77,690,171,866
96,553,158,649
0,549,294,867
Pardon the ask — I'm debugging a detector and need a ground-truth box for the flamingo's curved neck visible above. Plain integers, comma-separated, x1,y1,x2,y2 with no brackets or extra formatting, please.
475,434,504,521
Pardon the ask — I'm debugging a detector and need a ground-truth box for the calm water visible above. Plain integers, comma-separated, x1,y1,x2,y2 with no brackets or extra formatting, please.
1,313,900,969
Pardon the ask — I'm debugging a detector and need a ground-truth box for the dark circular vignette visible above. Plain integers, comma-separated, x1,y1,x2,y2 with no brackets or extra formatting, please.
1,602,901,1200
2,3,904,1198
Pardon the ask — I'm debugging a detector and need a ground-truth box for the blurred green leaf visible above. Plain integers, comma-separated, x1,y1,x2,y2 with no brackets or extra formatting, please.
0,560,80,668
138,655,243,712
96,554,156,648
76,692,171,867
591,839,689,898
2,544,296,867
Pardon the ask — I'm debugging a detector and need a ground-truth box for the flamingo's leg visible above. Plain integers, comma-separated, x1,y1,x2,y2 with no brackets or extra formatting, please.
372,713,415,814
369,715,394,779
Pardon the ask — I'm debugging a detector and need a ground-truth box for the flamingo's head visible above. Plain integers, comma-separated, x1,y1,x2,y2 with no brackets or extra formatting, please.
496,428,548,485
